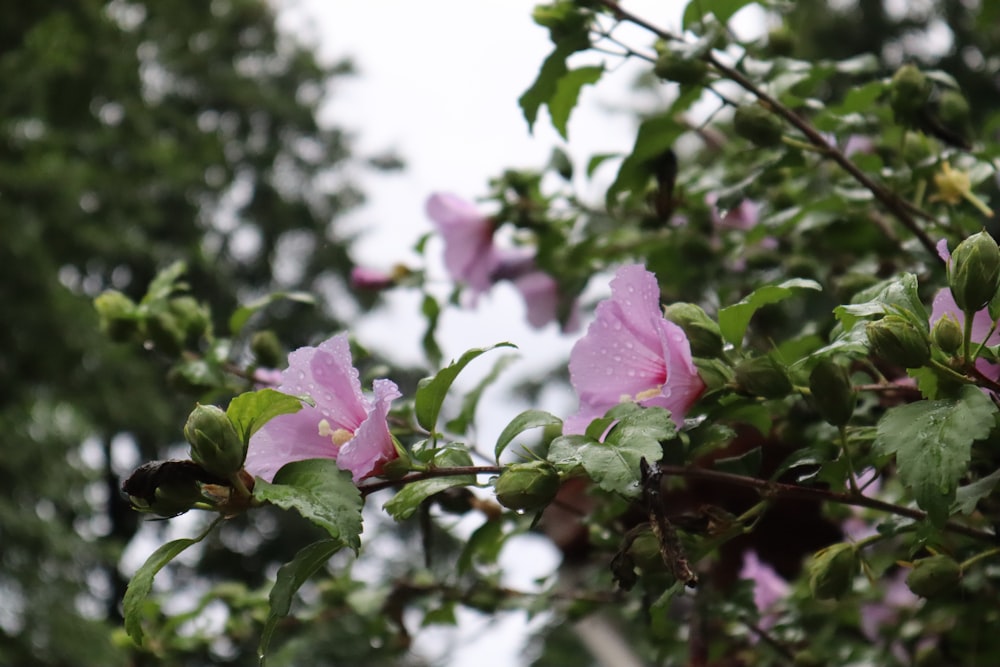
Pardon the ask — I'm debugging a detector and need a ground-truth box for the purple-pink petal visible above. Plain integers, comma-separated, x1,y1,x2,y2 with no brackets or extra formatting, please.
740,550,790,617
426,192,499,295
565,265,705,433
244,334,400,483
336,378,402,482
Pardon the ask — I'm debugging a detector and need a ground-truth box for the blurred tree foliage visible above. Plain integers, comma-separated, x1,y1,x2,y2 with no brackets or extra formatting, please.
0,1,374,664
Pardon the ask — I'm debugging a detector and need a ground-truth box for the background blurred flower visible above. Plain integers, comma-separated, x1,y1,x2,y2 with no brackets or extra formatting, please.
244,333,401,483
426,192,500,298
739,549,790,629
564,264,705,434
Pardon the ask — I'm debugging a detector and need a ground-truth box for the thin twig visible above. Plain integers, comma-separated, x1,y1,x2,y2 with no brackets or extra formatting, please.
593,0,944,260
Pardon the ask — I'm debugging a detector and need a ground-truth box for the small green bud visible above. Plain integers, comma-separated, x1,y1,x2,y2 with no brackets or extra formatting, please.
808,358,856,426
889,64,930,124
663,303,724,358
766,26,795,57
168,296,211,346
653,51,708,86
906,554,962,598
931,313,964,355
734,355,793,399
144,308,185,355
251,330,284,369
692,358,733,393
866,315,931,368
937,89,970,130
184,404,244,477
94,290,139,342
807,542,857,600
494,461,560,512
949,231,1000,313
733,104,784,148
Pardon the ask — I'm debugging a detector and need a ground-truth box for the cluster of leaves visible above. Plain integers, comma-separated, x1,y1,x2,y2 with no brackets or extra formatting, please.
90,1,1000,666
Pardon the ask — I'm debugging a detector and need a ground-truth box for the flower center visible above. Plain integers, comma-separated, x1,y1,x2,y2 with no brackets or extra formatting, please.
619,386,663,404
318,419,354,447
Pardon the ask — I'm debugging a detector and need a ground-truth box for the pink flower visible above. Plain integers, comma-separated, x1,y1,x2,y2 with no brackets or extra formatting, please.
244,334,401,483
350,266,395,291
252,368,284,388
426,192,500,297
564,264,706,434
739,550,790,629
426,192,579,331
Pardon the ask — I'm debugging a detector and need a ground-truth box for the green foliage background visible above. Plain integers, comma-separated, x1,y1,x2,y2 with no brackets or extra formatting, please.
6,1,1000,666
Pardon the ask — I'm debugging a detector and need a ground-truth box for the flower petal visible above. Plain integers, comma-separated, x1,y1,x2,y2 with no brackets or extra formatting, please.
335,378,402,482
279,334,368,433
426,192,499,294
244,406,335,482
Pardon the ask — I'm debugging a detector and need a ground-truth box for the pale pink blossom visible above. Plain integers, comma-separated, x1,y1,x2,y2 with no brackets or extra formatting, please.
739,550,790,629
426,192,500,297
564,264,705,434
350,266,395,291
426,192,578,331
244,333,401,483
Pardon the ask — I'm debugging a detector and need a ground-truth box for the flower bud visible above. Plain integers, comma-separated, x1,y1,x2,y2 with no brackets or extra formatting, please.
693,358,733,393
251,330,284,369
734,356,793,399
733,104,784,148
808,358,856,427
807,542,857,600
949,231,1000,313
889,64,930,124
663,303,724,358
937,90,970,131
653,51,708,86
931,313,964,355
94,290,139,342
184,404,244,478
121,460,227,518
168,296,211,346
906,554,962,598
866,315,931,368
494,461,560,512
144,308,185,355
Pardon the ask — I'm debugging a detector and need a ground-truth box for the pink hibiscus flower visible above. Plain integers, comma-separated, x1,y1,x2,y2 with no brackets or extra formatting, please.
426,192,579,331
564,264,706,434
244,333,401,483
426,192,500,297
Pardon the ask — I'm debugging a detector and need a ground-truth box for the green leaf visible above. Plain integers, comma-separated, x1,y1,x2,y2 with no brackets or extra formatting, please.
835,273,927,331
549,65,603,139
228,291,315,335
384,448,476,520
953,467,1000,515
123,519,219,645
457,518,506,575
227,389,304,445
606,112,686,206
682,0,758,30
495,409,563,462
718,278,822,346
142,260,188,304
446,353,519,435
548,405,674,498
519,41,584,132
415,343,516,432
873,385,997,524
421,293,443,368
254,459,363,550
258,538,344,665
